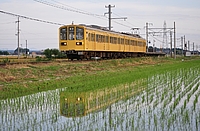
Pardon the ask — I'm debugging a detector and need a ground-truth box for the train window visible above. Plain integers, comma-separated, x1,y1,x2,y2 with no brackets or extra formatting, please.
99,35,101,42
102,35,105,43
125,39,128,45
110,37,113,43
138,42,142,46
118,38,120,44
106,36,109,43
60,28,67,40
121,38,124,44
130,40,133,45
114,37,117,44
76,27,84,40
134,41,137,46
91,34,95,41
96,34,99,42
68,27,74,40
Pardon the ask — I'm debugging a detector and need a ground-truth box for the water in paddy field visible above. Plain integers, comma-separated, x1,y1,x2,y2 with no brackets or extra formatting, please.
0,67,200,131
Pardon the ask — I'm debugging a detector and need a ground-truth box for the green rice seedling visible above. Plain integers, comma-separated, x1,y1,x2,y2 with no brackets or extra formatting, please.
154,114,158,131
184,99,187,109
193,95,198,111
195,113,199,131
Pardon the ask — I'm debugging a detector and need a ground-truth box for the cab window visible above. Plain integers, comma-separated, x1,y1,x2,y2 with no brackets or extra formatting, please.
68,27,74,40
76,27,84,40
60,28,67,40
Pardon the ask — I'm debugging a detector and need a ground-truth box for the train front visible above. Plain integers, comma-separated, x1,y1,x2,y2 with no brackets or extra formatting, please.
59,25,85,60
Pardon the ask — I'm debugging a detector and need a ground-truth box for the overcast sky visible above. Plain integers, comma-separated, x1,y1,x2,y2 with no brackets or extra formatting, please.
0,0,200,50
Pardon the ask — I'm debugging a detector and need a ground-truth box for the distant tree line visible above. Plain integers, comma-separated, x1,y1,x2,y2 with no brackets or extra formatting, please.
0,51,9,55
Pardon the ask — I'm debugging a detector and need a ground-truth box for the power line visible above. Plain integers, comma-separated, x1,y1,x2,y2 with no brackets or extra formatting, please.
112,12,138,28
0,10,64,25
50,0,99,17
0,22,15,24
34,0,105,18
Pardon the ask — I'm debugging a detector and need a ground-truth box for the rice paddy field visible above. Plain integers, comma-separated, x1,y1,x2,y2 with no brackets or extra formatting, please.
0,57,200,131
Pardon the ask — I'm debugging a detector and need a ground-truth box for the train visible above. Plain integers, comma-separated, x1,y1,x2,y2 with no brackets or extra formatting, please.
59,24,151,60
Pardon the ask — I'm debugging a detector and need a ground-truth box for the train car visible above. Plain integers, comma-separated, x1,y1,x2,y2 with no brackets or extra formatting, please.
59,24,146,60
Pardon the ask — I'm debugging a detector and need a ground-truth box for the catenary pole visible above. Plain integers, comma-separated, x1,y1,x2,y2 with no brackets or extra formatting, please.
170,31,172,58
181,37,183,56
17,17,20,59
146,22,148,52
174,22,176,59
105,5,127,31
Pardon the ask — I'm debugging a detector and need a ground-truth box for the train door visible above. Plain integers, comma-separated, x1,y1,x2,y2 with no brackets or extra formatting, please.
107,36,110,50
118,38,121,51
85,32,89,50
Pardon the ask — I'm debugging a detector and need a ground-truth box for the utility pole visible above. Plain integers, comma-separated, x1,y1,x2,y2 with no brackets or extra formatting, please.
193,42,194,55
16,17,20,59
181,37,183,56
170,31,172,58
163,21,168,48
184,35,186,50
26,40,27,58
174,22,176,59
146,22,148,52
105,5,127,31
106,5,114,31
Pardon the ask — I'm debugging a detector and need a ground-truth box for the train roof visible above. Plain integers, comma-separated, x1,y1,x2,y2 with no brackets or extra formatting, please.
81,24,143,39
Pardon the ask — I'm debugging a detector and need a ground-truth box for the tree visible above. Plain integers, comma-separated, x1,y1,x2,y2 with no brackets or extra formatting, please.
43,48,52,59
52,49,59,58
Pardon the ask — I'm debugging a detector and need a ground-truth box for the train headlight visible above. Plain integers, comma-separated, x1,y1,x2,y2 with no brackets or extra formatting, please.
77,97,81,101
61,42,67,46
76,42,82,45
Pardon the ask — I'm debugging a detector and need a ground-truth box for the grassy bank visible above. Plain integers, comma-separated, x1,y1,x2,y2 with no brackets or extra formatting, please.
0,56,199,100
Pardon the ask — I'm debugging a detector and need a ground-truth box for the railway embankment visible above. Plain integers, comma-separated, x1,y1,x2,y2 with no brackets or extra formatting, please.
0,56,199,100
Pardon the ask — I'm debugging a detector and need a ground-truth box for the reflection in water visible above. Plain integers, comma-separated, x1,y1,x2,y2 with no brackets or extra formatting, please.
0,68,200,131
60,83,142,117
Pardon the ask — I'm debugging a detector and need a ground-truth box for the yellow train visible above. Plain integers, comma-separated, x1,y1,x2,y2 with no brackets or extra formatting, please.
59,24,146,60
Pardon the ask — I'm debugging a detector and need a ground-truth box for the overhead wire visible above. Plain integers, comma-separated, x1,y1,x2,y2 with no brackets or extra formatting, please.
112,12,137,28
50,0,100,17
34,0,106,19
0,22,15,24
0,10,64,26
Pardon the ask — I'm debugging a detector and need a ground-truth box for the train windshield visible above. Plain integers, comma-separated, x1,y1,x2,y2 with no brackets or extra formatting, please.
60,28,67,40
76,27,84,40
68,27,75,40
